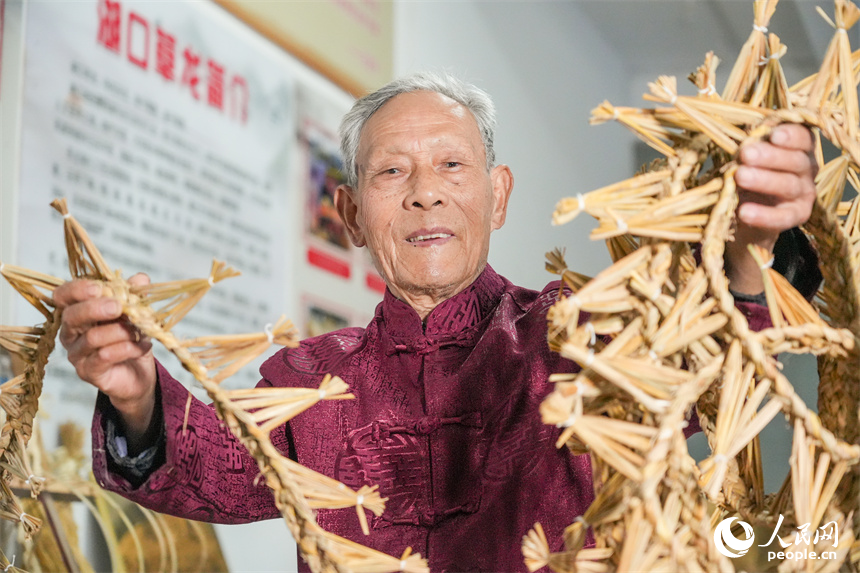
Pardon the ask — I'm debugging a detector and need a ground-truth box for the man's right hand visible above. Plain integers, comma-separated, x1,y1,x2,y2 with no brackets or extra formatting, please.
54,273,157,450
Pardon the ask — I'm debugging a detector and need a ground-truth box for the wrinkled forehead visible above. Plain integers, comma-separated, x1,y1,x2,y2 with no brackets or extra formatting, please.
357,91,483,159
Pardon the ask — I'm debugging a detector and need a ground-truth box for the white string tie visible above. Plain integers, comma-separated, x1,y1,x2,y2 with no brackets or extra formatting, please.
584,322,596,346
616,218,629,234
63,212,72,219
575,515,589,526
570,294,583,308
649,350,659,362
760,256,775,270
669,94,678,106
0,263,5,274
356,494,364,506
24,474,37,485
753,24,768,33
574,380,587,396
576,193,586,212
584,348,595,367
319,388,327,400
658,428,673,441
400,560,408,572
4,555,14,572
612,107,620,120
697,84,716,96
264,323,274,344
650,286,662,302
557,413,578,428
838,27,848,34
713,453,729,466
759,52,783,66
207,276,215,286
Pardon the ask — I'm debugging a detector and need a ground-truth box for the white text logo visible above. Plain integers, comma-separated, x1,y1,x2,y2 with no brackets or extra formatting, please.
714,517,755,558
713,515,839,562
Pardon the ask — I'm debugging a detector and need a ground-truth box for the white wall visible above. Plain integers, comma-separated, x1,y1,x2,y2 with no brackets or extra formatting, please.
394,1,635,290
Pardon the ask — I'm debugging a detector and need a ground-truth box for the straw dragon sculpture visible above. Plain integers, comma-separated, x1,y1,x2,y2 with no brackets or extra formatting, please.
523,1,860,571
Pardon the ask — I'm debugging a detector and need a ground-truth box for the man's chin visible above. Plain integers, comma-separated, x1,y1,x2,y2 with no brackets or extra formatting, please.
399,271,478,297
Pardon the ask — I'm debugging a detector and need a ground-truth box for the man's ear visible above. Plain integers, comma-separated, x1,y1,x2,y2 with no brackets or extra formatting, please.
334,184,366,247
489,164,514,230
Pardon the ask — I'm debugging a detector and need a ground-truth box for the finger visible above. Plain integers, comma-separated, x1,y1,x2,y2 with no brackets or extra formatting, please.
769,123,814,152
53,280,104,309
97,339,153,364
738,142,814,174
66,321,145,360
59,297,123,348
128,272,150,288
738,201,811,232
74,339,152,384
734,166,810,200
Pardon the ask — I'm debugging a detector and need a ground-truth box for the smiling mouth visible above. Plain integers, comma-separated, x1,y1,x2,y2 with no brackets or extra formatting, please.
406,233,453,243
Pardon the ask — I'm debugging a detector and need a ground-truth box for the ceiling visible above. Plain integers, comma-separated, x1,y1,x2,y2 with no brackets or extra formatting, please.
574,0,851,87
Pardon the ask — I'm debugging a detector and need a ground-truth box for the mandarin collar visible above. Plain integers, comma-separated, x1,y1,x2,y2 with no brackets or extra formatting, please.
379,265,507,341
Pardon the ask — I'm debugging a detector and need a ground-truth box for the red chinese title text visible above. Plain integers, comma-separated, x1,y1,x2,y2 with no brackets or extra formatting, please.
97,0,249,124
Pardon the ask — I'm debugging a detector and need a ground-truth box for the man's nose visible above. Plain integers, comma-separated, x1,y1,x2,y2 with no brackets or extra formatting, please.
405,168,447,210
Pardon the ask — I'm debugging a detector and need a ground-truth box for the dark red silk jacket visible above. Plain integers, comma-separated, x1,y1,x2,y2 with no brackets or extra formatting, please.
92,265,770,572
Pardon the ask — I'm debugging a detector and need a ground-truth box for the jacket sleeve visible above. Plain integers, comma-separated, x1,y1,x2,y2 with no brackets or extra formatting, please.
91,360,289,524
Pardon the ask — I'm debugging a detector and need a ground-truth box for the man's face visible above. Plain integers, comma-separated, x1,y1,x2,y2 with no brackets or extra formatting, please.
335,91,513,312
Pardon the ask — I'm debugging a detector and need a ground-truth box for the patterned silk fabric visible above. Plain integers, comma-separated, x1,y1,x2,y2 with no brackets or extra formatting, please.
92,265,770,572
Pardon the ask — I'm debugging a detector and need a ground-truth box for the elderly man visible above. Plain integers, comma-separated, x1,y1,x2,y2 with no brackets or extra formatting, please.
55,73,819,572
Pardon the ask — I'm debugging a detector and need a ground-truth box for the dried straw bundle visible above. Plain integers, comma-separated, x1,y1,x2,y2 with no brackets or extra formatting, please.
0,264,62,319
273,456,385,535
749,34,791,110
806,1,860,132
721,0,779,103
522,523,613,573
0,434,46,497
0,550,24,573
132,259,241,331
181,316,300,383
0,480,41,539
224,373,353,434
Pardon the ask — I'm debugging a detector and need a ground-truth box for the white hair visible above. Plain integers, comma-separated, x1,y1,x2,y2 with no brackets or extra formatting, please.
339,71,497,187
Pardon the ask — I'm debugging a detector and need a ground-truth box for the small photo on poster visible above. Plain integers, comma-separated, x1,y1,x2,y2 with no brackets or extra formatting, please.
303,121,350,251
301,119,353,280
302,294,352,338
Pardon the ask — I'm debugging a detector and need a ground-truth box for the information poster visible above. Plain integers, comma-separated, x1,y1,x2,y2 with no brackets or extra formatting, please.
15,0,296,427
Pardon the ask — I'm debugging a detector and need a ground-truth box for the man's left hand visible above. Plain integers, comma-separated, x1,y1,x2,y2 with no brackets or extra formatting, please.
725,123,818,295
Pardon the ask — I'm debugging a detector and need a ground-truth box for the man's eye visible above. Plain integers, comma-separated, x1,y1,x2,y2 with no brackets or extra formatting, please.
445,162,461,168
383,168,400,175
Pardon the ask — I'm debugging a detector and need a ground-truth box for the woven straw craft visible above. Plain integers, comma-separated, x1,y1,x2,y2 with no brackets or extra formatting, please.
527,1,860,571
0,200,428,572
